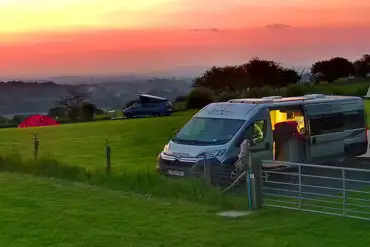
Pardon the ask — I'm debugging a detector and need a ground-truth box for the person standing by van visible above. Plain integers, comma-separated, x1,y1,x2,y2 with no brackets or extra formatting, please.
234,122,264,175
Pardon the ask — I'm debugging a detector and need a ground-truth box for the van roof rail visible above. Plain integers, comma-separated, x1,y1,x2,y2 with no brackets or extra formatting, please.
304,94,326,99
228,98,274,104
261,96,283,100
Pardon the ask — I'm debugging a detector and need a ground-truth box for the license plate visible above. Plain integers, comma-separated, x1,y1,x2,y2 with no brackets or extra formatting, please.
167,170,184,177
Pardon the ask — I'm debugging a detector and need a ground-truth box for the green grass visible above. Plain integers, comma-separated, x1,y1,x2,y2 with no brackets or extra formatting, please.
314,78,370,95
0,154,246,209
2,172,370,247
0,111,197,172
1,94,370,245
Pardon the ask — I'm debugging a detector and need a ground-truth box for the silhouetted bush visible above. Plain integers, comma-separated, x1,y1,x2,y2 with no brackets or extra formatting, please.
283,84,306,97
246,87,263,98
215,91,239,102
259,86,274,97
186,87,214,109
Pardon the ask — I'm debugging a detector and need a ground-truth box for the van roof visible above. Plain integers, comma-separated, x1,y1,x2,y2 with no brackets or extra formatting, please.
137,94,168,101
228,94,361,105
195,94,363,120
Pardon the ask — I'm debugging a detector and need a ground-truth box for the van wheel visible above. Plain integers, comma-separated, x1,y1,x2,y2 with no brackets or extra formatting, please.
125,113,133,119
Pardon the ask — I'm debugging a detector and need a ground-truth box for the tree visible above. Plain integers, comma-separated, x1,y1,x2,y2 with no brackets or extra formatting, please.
278,68,301,86
80,103,97,121
311,57,354,83
193,65,249,91
57,89,91,109
186,87,213,109
48,106,67,118
193,57,298,92
11,115,25,124
241,57,282,87
354,54,370,79
56,89,91,121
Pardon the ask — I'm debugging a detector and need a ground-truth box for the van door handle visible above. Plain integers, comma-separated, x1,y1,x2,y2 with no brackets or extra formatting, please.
312,137,317,145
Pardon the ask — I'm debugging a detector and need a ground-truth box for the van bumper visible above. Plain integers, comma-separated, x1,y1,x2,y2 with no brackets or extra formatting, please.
156,153,237,183
156,153,199,177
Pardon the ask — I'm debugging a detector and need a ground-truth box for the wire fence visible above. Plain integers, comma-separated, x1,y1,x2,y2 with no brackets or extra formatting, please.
0,133,124,173
5,133,370,221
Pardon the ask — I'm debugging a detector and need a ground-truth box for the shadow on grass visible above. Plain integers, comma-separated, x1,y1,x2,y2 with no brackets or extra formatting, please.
0,152,247,210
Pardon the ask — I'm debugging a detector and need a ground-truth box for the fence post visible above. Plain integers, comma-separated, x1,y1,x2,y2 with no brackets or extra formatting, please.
245,140,253,211
342,168,346,216
248,141,262,210
33,133,39,159
106,139,111,173
298,165,302,209
203,154,211,185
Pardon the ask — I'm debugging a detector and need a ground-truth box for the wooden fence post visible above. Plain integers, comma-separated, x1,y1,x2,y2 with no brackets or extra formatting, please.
105,139,111,173
203,154,212,185
33,133,39,159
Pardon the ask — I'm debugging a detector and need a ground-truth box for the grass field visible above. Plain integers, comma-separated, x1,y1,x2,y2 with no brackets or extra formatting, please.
1,99,370,173
0,110,198,172
1,98,370,245
2,172,370,247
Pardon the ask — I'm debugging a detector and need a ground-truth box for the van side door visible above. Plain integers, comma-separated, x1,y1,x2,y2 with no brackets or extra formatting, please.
305,104,345,162
235,108,273,162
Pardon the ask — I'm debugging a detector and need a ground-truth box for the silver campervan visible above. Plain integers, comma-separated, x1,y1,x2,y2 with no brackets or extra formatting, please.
156,94,368,177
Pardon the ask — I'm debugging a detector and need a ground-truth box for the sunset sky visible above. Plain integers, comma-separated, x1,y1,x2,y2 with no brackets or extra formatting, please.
0,0,369,78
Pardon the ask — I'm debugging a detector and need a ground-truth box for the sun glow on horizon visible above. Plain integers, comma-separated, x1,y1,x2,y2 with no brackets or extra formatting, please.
0,0,369,34
0,0,176,33
0,0,369,77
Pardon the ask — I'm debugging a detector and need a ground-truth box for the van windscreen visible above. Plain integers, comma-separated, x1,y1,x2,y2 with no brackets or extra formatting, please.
172,117,245,145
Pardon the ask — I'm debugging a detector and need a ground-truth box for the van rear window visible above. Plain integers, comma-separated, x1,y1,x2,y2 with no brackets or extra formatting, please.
309,110,365,135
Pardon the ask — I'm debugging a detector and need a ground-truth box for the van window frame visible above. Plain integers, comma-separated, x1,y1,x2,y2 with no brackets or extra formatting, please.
269,105,308,135
308,109,365,136
236,119,268,146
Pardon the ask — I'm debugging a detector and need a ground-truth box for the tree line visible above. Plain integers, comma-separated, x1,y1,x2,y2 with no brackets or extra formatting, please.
184,54,370,109
193,54,370,91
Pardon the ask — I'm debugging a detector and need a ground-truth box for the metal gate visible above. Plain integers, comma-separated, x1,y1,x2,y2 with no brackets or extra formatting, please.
261,159,370,221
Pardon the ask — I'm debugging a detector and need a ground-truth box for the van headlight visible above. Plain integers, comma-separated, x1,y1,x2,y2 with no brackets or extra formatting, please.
198,149,226,157
162,144,169,154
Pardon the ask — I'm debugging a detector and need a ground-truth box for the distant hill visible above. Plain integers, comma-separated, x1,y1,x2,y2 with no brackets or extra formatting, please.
0,78,193,115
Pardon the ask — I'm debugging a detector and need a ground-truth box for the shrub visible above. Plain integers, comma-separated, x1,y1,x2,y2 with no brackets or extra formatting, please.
259,86,274,97
186,87,214,109
174,96,187,102
354,86,368,97
215,91,238,102
283,84,306,97
246,87,263,98
80,103,97,121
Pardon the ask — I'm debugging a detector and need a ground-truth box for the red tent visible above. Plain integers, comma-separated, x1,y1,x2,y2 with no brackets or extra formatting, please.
18,114,59,128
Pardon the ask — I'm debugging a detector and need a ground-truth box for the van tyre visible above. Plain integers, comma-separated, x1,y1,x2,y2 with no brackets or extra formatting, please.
125,113,133,119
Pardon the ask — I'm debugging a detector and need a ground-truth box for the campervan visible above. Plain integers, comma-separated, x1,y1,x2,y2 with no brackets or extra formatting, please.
123,94,173,118
157,94,368,177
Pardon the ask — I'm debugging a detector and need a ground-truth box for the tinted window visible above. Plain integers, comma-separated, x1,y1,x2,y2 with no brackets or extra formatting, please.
173,117,245,145
309,110,364,135
343,110,365,129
